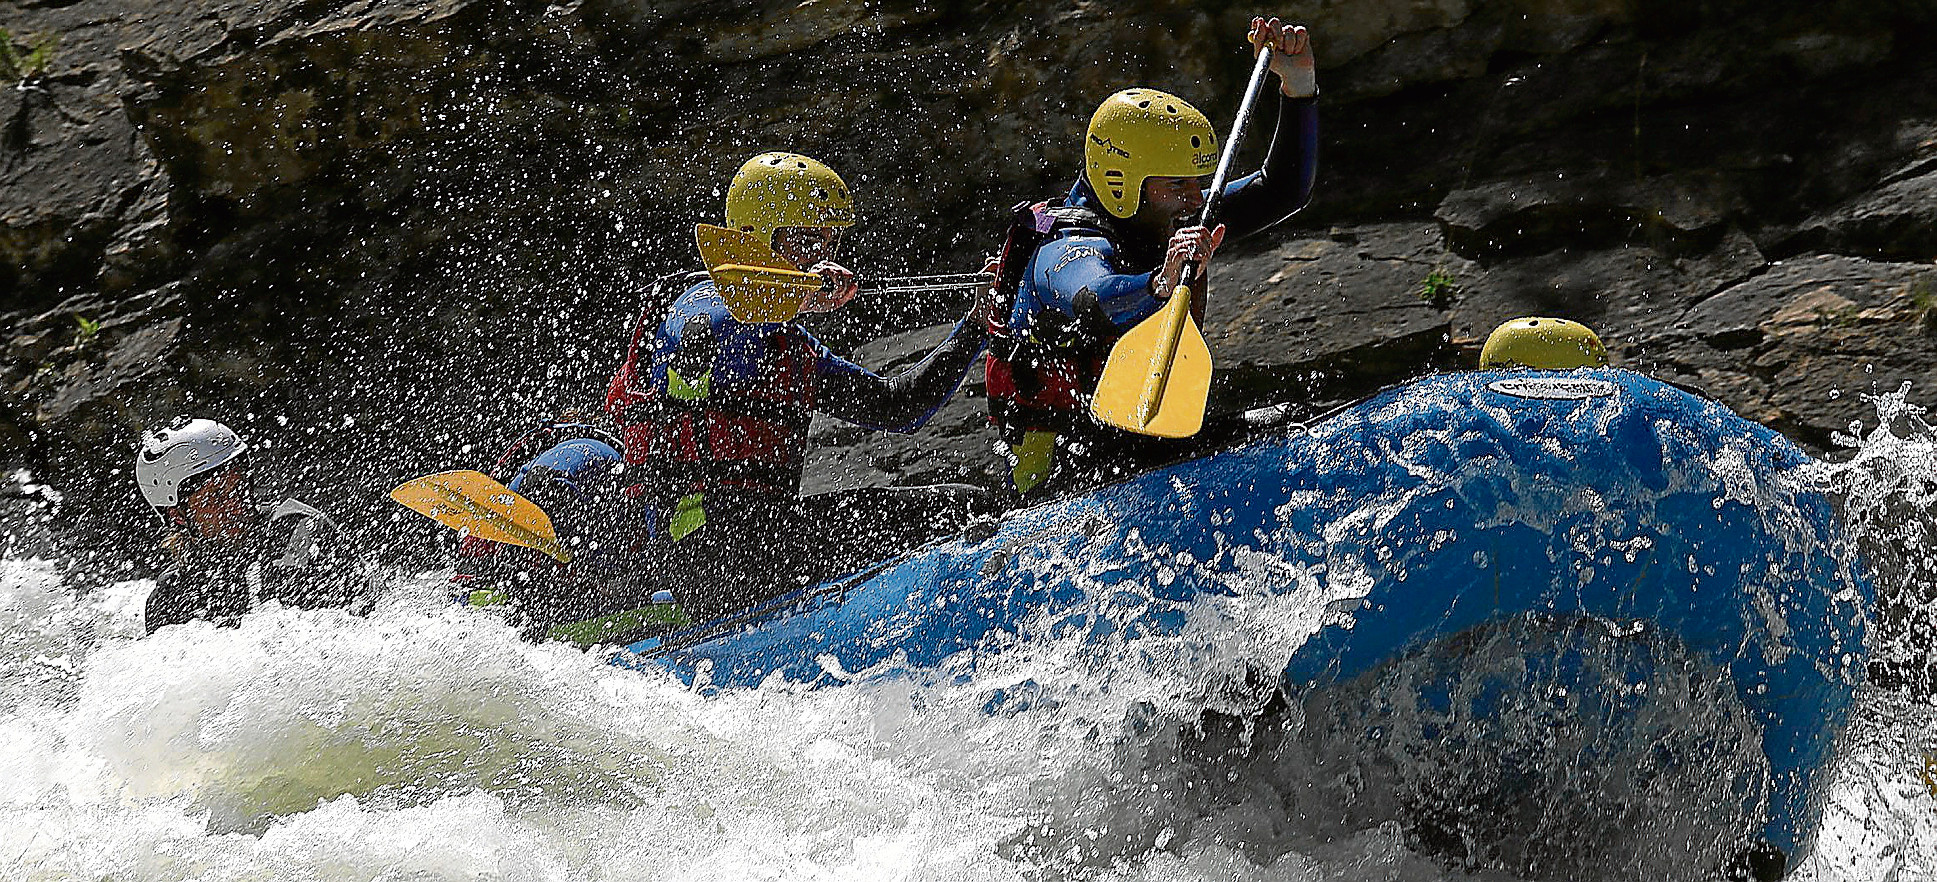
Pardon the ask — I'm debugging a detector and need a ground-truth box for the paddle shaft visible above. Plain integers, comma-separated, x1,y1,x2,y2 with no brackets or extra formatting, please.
1196,44,1276,233
722,267,990,295
1135,45,1276,424
1133,287,1198,426
861,272,992,294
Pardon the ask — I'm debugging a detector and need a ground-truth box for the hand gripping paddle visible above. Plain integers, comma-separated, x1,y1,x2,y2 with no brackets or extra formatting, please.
1091,44,1276,438
696,224,992,323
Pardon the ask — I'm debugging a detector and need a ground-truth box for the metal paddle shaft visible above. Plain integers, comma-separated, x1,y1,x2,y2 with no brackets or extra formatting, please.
1197,44,1276,232
862,272,993,294
1096,45,1276,435
710,264,992,323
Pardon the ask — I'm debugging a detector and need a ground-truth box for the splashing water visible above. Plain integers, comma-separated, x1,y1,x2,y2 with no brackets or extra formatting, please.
3,388,1936,880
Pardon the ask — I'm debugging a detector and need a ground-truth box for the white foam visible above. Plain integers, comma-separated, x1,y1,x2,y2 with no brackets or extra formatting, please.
6,372,1937,881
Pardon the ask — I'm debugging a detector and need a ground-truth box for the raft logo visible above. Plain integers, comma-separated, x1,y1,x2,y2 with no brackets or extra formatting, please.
1487,377,1617,400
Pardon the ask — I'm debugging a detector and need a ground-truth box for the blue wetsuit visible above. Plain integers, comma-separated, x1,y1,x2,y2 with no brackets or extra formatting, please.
608,275,989,524
649,279,985,433
1008,93,1319,345
987,93,1316,494
601,275,993,619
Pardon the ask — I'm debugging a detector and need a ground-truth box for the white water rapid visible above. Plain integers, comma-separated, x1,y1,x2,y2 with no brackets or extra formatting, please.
4,388,1936,881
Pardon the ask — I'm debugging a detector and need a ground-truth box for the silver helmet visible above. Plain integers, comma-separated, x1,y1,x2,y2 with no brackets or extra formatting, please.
135,418,247,512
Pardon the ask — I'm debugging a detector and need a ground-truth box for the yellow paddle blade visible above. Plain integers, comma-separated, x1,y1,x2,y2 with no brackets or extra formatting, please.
389,470,574,563
695,223,788,270
695,223,804,323
708,263,824,323
1091,286,1212,438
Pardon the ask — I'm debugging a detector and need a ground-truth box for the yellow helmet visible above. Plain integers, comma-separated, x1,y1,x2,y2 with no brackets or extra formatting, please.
1479,317,1611,370
1084,89,1219,219
723,152,855,245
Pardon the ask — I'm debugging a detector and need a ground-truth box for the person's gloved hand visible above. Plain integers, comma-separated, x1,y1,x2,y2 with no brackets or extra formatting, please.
1250,17,1317,99
969,256,1001,328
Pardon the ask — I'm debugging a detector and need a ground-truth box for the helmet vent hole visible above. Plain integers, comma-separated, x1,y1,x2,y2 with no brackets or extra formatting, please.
1166,105,1176,113
1191,135,1201,148
1137,100,1150,108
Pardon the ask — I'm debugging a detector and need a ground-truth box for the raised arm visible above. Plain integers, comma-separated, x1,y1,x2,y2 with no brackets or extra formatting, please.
1215,20,1319,239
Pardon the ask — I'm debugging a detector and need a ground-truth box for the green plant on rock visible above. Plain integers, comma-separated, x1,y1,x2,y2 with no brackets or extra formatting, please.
1814,305,1860,330
71,314,100,347
1417,267,1460,308
1910,277,1937,313
0,28,56,83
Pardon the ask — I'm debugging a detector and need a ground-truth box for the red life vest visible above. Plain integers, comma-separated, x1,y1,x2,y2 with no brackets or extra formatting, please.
605,273,822,509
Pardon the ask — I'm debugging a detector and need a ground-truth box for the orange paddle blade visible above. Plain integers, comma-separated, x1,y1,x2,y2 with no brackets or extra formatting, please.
696,223,806,323
708,263,826,323
389,470,573,563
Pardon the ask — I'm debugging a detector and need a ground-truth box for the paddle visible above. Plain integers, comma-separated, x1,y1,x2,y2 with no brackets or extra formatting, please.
697,224,989,322
390,470,574,564
696,224,800,322
1091,44,1277,438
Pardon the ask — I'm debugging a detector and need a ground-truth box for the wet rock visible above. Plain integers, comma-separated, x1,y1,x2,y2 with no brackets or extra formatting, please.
1436,172,1740,260
802,323,1004,496
0,59,154,311
1322,0,1634,100
1448,225,1767,352
121,0,496,208
1663,255,1937,448
1204,223,1456,405
1791,160,1937,263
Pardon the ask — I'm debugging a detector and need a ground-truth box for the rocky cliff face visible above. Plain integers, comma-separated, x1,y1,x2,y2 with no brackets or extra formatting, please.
3,1,1936,569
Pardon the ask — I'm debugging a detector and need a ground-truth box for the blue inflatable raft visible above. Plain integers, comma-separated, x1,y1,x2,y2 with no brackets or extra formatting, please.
616,369,1871,865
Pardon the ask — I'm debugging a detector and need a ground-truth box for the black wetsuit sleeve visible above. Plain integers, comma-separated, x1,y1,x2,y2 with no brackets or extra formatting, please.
144,562,201,632
814,315,992,433
1213,93,1318,239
